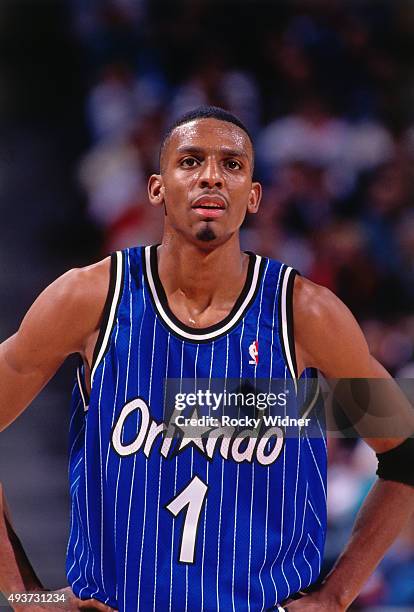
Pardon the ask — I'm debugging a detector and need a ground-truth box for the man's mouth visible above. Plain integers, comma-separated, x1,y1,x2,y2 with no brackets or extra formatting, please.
191,195,227,218
195,204,224,209
191,195,226,209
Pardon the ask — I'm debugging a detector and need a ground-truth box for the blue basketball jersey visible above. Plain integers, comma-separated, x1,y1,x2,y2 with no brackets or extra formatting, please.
67,245,327,611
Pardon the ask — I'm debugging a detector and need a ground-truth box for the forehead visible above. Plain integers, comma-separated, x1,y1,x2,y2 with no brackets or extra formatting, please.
166,118,252,158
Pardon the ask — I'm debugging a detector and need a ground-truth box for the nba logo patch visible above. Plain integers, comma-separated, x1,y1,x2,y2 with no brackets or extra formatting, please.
248,340,259,365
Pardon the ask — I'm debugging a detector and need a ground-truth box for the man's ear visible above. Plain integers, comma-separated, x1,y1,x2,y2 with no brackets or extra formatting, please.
148,174,165,208
247,181,262,214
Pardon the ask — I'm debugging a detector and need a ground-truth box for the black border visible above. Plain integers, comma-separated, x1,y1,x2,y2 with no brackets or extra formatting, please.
278,266,299,379
142,244,266,342
91,251,125,372
76,356,90,407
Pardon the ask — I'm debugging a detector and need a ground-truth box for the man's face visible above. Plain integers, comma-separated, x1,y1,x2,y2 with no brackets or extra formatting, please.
148,118,262,246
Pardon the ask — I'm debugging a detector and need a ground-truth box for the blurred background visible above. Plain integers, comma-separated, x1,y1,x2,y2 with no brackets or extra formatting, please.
0,0,414,609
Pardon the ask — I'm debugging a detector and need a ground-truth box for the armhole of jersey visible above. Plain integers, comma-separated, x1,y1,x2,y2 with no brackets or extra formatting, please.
91,250,124,385
76,359,89,412
278,266,299,385
300,372,321,419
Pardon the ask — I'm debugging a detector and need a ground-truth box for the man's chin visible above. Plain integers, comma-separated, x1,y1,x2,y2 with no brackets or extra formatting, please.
195,226,217,242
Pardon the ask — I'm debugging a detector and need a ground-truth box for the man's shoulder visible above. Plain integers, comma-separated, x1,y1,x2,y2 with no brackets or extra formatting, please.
259,254,333,314
56,257,111,307
293,275,345,333
61,257,111,294
292,274,369,374
293,275,333,314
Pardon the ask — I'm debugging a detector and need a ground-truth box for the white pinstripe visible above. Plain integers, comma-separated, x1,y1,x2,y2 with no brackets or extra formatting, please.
169,453,179,612
70,474,81,494
305,435,327,501
307,499,322,528
71,493,87,591
315,410,327,451
153,332,171,612
269,366,288,604
75,491,91,600
76,489,92,597
201,342,214,612
81,249,123,602
133,283,148,470
70,451,83,475
301,381,321,422
183,345,199,612
169,341,185,612
114,251,134,603
231,319,245,612
69,435,83,468
307,534,321,576
216,336,229,611
81,371,99,598
247,262,268,611
67,492,81,579
136,314,157,610
69,452,83,497
258,264,284,608
66,498,76,575
69,396,82,437
97,359,107,596
280,436,302,590
105,322,120,481
68,399,84,461
292,482,312,587
76,367,89,411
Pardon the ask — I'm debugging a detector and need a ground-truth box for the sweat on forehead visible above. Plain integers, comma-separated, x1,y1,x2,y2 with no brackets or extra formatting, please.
159,105,254,171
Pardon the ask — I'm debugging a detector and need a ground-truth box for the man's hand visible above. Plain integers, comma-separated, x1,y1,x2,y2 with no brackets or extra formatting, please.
283,591,345,611
0,485,118,612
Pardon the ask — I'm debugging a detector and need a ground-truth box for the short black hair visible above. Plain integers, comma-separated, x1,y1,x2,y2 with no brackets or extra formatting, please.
159,105,254,171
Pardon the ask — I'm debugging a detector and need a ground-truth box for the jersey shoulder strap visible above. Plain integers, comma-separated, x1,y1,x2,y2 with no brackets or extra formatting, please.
90,247,142,384
261,258,299,380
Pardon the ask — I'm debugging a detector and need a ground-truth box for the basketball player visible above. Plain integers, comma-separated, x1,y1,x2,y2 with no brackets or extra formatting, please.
1,106,414,612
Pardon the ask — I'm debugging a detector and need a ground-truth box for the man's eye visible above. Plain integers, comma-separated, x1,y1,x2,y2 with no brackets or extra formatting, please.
226,160,241,170
181,158,199,168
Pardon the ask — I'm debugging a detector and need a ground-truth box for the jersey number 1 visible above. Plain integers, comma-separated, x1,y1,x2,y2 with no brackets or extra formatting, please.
165,475,208,564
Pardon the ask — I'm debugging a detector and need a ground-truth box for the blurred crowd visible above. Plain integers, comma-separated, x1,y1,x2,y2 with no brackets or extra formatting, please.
68,0,414,607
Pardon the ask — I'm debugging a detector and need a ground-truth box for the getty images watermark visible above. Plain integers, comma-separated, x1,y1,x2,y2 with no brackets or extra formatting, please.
110,377,414,467
172,388,311,430
163,377,414,439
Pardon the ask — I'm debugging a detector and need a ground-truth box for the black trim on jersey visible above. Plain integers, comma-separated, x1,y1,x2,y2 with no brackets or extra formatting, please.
277,266,299,379
299,372,320,419
277,266,289,375
91,251,125,372
285,267,298,378
142,244,266,342
76,356,90,409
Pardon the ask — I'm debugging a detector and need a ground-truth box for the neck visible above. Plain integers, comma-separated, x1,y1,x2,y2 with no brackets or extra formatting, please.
157,233,248,311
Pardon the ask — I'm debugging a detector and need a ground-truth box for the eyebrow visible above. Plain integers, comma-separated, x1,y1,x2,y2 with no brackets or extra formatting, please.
175,145,249,159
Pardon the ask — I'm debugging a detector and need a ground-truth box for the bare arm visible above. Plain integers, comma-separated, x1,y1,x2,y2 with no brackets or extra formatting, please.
288,277,414,610
0,259,115,609
0,483,116,612
0,259,110,432
0,484,43,595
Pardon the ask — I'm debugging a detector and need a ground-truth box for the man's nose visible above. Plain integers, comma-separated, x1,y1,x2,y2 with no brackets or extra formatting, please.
198,158,223,189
